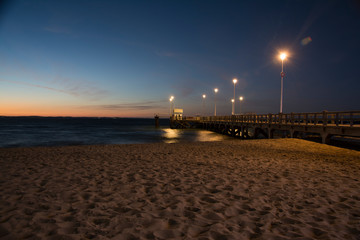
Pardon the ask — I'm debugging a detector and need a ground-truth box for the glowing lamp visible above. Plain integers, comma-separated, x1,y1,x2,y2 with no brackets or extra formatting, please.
280,53,287,60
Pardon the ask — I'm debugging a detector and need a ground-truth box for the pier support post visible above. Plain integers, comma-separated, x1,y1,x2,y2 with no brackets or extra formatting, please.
321,133,331,144
231,125,235,137
290,130,295,138
268,128,274,139
154,115,160,128
241,126,245,139
244,127,249,139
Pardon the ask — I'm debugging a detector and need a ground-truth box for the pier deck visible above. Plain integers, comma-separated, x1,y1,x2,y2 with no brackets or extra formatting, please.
170,111,360,144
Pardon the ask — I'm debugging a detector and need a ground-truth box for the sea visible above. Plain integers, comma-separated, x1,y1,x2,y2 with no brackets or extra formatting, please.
0,117,230,148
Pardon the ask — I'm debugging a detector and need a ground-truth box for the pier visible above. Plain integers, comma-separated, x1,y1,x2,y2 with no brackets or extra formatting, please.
170,111,360,144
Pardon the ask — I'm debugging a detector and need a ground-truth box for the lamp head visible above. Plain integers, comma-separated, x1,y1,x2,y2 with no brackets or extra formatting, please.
214,88,218,93
280,53,287,61
202,94,206,99
233,78,237,84
239,96,244,101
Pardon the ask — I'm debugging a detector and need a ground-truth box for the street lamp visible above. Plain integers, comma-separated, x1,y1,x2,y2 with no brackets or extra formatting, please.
239,96,244,115
169,96,174,116
202,94,206,116
232,78,237,115
231,99,234,115
279,53,287,113
214,88,218,116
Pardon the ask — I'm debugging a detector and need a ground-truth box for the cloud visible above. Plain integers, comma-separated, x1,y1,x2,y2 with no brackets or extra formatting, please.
0,78,109,100
52,76,109,101
2,57,110,101
0,79,77,96
82,100,168,111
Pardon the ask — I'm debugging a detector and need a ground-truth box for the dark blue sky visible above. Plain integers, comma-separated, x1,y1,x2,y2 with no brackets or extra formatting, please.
1,0,360,117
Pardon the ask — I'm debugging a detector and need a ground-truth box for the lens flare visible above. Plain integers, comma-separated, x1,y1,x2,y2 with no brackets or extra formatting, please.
301,36,312,46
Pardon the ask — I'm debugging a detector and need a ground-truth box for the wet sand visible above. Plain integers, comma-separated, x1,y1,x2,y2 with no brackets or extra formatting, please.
0,139,360,239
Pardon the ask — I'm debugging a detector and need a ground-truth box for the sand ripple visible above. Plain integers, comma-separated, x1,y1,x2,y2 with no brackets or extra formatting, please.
0,139,360,239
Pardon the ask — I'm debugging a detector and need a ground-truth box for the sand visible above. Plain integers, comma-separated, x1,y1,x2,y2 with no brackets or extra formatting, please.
0,139,360,240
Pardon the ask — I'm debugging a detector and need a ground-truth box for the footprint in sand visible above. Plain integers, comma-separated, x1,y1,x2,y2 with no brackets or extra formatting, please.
153,229,181,239
93,218,110,227
201,196,218,204
311,227,328,238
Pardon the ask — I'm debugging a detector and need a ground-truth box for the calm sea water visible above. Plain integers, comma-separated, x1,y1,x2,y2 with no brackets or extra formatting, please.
0,117,230,148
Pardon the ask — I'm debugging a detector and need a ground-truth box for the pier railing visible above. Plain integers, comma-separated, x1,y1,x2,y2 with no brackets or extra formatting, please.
200,111,360,127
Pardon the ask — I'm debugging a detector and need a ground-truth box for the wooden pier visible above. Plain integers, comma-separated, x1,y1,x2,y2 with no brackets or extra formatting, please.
170,111,360,144
169,116,201,129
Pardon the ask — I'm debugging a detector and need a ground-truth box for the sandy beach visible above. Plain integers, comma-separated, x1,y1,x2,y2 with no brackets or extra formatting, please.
1,139,360,239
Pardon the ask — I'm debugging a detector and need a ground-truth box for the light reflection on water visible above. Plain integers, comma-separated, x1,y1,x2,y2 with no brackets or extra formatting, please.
162,129,181,143
161,128,230,144
193,130,227,142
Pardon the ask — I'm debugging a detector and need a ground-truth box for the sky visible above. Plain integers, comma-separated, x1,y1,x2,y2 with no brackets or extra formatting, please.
1,0,360,117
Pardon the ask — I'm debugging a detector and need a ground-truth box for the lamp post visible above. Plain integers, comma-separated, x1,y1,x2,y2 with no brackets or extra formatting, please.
239,96,244,115
202,94,206,116
232,78,237,115
279,53,287,113
169,96,174,116
231,99,234,115
214,88,218,116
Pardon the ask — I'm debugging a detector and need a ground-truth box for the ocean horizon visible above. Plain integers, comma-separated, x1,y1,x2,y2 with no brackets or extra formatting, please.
0,116,230,148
